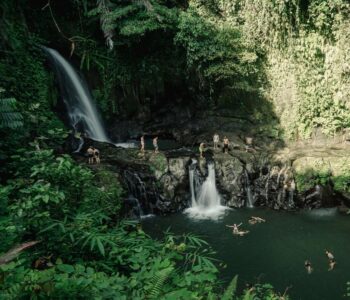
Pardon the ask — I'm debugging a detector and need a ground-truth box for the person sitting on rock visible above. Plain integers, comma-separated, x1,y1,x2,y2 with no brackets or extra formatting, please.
328,258,336,271
223,137,229,154
213,133,220,150
87,146,94,164
94,147,100,164
153,136,159,153
304,260,313,274
244,137,255,152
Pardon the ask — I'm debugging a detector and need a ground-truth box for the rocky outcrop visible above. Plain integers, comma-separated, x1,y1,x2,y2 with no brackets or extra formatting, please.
75,138,349,216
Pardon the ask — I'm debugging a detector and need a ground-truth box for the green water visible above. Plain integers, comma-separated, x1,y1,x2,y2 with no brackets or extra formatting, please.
142,208,350,300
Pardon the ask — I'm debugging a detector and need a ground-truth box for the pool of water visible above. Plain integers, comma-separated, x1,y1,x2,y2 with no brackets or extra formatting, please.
143,208,350,300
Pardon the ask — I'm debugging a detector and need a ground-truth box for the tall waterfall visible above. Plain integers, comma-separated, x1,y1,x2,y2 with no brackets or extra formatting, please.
43,47,109,143
186,162,227,220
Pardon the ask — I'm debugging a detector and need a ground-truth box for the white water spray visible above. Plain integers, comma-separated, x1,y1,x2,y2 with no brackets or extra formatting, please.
186,163,227,220
244,169,254,208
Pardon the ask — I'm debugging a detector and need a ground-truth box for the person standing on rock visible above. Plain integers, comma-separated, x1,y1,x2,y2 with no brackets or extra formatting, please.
213,133,220,150
153,136,159,153
94,147,100,164
140,135,145,153
199,142,205,158
87,146,94,164
223,136,229,154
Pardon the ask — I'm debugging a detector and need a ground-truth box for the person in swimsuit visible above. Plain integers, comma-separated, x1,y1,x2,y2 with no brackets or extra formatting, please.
226,223,249,236
140,135,145,153
153,136,159,153
213,134,219,150
304,260,313,274
251,216,266,223
249,218,257,225
87,146,94,164
325,250,334,260
199,142,205,158
94,148,100,164
328,259,336,271
223,137,229,154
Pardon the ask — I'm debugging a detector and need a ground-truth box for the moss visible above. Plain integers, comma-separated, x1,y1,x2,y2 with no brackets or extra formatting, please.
295,168,332,192
148,153,168,174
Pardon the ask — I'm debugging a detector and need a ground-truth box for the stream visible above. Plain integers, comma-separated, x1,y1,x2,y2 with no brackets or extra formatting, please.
143,207,350,300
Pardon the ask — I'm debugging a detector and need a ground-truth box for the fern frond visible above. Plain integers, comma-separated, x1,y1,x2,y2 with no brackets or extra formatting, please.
0,90,23,129
222,275,238,300
147,266,174,299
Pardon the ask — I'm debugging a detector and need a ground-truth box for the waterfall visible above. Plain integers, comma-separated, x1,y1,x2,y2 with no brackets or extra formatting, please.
186,162,227,220
43,47,109,143
244,169,254,208
122,170,158,218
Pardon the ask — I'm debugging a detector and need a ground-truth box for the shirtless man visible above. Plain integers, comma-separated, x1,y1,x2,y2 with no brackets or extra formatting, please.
304,260,313,274
94,148,100,164
87,146,94,164
226,223,241,234
153,136,159,153
223,137,229,154
213,134,219,150
226,223,249,236
140,135,145,153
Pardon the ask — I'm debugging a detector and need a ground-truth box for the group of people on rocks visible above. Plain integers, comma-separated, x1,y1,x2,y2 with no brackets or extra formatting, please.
226,216,266,236
137,132,254,158
200,134,255,158
305,250,336,274
199,134,231,158
140,135,158,154
86,146,100,164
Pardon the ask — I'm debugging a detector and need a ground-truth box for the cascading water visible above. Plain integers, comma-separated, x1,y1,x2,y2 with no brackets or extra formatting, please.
244,169,254,208
44,47,136,149
186,162,227,220
43,47,109,143
122,170,157,218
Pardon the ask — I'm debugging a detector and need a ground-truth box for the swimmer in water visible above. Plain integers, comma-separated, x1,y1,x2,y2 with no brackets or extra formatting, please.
226,223,249,236
325,250,334,260
328,259,336,271
304,260,313,274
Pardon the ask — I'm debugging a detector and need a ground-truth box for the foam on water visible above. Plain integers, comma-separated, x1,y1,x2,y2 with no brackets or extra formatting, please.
185,163,229,220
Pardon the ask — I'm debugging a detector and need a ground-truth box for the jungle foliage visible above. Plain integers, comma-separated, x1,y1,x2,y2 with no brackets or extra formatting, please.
2,0,350,298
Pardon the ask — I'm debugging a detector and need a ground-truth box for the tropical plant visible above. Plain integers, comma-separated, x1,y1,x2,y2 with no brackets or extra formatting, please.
0,88,23,129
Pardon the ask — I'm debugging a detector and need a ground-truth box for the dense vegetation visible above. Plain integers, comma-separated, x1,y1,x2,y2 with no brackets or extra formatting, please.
1,0,350,298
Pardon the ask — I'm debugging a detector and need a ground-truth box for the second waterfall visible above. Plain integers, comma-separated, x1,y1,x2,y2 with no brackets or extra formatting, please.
186,162,228,220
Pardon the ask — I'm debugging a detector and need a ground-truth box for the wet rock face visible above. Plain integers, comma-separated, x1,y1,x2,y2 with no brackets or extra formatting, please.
80,141,346,215
215,157,245,207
